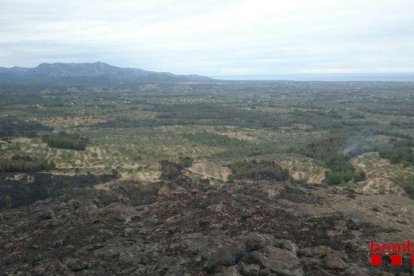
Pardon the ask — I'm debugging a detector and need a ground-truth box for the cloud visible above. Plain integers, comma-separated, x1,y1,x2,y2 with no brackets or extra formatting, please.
1,0,413,76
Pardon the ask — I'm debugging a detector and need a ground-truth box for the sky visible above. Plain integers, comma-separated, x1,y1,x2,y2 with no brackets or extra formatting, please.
1,0,414,77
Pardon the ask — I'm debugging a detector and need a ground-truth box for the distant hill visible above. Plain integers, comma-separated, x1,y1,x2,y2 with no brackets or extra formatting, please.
0,62,211,86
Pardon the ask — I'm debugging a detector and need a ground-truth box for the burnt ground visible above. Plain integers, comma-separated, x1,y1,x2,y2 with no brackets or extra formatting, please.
1,180,414,275
0,173,115,209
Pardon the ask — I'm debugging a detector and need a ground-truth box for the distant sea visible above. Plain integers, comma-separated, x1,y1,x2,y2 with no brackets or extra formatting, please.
212,73,414,81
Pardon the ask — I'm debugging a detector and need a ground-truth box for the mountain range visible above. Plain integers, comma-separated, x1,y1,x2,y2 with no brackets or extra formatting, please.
0,62,211,86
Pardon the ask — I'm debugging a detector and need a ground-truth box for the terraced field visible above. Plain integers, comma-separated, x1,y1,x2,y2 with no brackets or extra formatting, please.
1,81,414,197
351,152,414,195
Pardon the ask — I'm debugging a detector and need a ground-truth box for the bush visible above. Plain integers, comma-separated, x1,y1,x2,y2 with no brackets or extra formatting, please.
0,130,8,141
0,155,55,172
160,160,184,180
182,131,250,148
300,136,345,161
379,146,414,165
325,172,342,186
178,156,193,168
111,168,121,178
323,155,355,185
230,160,289,182
43,132,89,150
399,179,414,200
354,168,366,182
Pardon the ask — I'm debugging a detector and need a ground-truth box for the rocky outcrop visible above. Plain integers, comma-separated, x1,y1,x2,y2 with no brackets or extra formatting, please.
187,159,231,181
1,180,414,274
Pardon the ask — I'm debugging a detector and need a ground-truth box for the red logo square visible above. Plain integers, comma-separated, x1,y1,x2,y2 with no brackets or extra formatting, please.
391,255,402,266
371,255,382,266
411,255,414,265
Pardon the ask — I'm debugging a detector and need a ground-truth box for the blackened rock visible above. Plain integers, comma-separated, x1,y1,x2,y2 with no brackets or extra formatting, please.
206,245,245,273
300,246,349,272
186,234,218,261
273,239,298,256
37,212,53,221
245,251,268,267
155,256,176,273
322,254,348,270
246,246,303,276
299,246,328,258
240,261,260,276
118,246,145,265
214,265,241,276
245,233,268,251
28,244,40,250
65,258,89,272
69,200,81,210
258,267,273,275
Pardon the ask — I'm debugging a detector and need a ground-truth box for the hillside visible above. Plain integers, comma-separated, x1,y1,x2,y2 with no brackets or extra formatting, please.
1,81,414,275
1,178,413,275
0,62,211,86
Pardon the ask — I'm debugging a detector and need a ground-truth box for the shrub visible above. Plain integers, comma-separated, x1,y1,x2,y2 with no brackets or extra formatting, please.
379,147,414,165
323,155,355,185
111,169,121,178
399,179,414,200
230,160,289,182
0,130,6,141
43,132,89,150
0,155,55,172
354,168,366,182
325,172,342,186
178,156,193,168
160,160,184,180
300,136,345,161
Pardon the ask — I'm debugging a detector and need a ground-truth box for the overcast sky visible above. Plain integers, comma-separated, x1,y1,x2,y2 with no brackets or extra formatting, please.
1,0,414,76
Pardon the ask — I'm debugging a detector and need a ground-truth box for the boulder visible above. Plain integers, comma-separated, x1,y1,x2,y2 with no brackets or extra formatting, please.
206,245,245,273
65,258,89,272
245,233,269,251
214,265,241,275
245,246,303,276
240,261,260,276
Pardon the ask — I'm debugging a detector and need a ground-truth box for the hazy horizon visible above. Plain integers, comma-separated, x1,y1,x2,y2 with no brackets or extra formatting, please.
1,0,414,78
2,61,414,81
213,72,414,81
